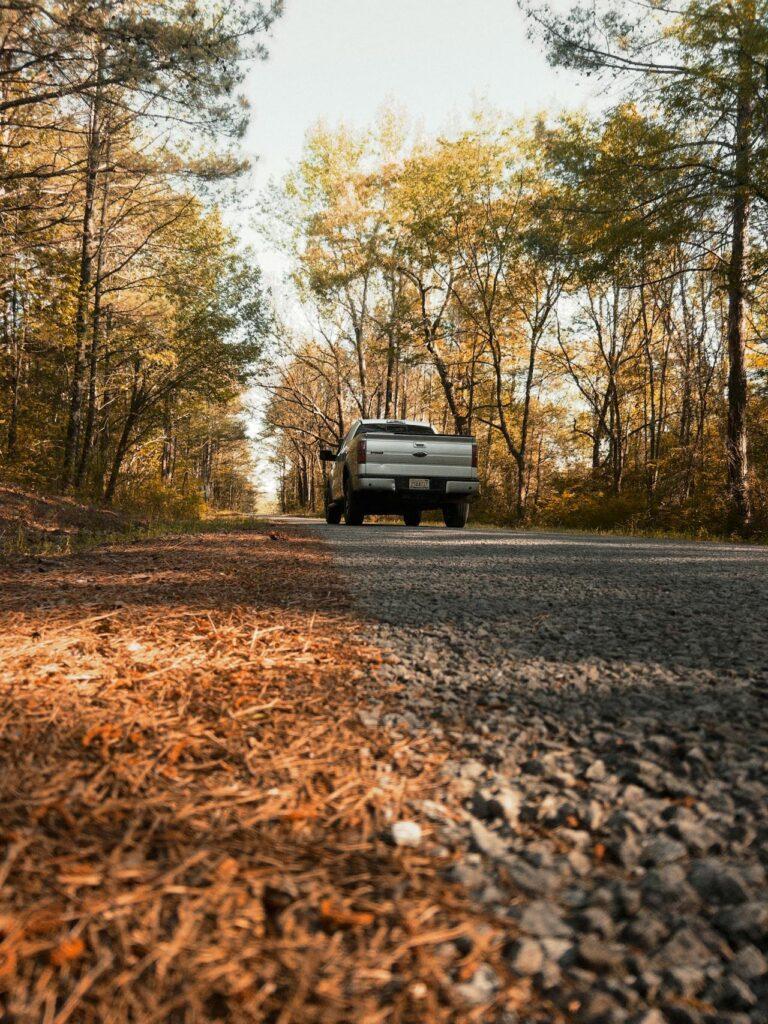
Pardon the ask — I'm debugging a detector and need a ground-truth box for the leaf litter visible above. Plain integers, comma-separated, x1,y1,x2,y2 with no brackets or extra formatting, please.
0,524,519,1023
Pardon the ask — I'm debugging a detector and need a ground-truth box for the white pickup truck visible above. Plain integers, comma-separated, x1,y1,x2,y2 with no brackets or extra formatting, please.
320,419,479,528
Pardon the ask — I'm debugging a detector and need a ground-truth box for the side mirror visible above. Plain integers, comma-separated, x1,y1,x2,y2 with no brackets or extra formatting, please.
319,449,335,462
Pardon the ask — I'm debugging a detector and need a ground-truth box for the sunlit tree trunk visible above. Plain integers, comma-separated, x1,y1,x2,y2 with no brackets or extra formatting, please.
62,53,103,490
725,65,754,531
103,364,142,506
75,140,111,491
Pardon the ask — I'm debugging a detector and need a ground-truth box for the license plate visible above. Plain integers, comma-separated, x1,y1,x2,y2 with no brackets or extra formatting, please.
409,478,429,490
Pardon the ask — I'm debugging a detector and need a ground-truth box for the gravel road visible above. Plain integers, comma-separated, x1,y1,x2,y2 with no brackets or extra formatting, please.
297,519,768,1024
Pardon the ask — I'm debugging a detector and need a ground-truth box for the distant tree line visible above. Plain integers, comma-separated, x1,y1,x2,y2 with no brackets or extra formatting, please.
0,0,281,516
265,2,768,536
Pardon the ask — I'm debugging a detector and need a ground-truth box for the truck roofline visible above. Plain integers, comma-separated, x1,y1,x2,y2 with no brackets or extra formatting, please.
359,418,433,428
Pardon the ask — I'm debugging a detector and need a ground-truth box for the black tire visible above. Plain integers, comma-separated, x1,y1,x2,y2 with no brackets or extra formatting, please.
343,477,364,526
324,484,342,525
403,510,421,527
443,501,469,528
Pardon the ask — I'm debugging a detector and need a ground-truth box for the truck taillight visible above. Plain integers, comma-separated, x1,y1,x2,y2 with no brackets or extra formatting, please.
471,442,478,468
358,438,367,464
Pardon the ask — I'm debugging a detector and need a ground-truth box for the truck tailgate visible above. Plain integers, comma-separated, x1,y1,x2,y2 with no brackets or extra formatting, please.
361,433,475,479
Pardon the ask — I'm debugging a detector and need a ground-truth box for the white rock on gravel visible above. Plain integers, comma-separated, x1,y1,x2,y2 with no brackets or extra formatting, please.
390,821,422,847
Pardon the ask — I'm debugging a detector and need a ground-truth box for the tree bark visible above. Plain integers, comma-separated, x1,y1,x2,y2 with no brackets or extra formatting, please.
102,359,141,506
515,334,539,520
75,140,111,491
725,69,753,531
4,282,21,458
61,53,103,490
161,401,175,482
103,399,139,506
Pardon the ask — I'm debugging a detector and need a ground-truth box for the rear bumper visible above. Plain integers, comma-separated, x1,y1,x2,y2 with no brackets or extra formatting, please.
354,474,478,510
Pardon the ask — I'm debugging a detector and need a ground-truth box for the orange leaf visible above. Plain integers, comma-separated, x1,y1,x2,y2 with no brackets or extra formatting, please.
82,723,120,749
51,936,85,966
0,945,17,979
217,857,239,881
168,739,189,764
82,724,102,748
282,803,319,822
319,899,374,929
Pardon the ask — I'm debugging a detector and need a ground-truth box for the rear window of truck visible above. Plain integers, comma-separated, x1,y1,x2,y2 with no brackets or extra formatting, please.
359,424,435,436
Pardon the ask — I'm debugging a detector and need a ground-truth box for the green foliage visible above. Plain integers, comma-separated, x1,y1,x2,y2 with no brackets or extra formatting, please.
0,0,277,517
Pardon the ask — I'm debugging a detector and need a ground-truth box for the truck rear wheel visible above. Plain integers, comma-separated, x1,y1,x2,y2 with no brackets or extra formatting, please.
343,479,364,526
443,501,469,529
325,485,342,524
403,510,421,527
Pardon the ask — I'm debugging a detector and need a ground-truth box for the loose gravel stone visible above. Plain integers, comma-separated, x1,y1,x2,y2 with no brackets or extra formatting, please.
519,900,571,938
711,975,758,1011
578,990,624,1023
688,859,750,905
729,944,767,981
390,820,422,847
468,817,508,859
304,521,768,1024
503,937,544,976
454,963,500,1006
642,836,688,866
631,1011,668,1024
577,935,626,970
714,901,768,944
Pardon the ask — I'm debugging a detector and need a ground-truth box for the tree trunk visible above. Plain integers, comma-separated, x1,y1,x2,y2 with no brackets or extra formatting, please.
384,325,397,418
515,453,527,521
725,71,753,532
161,401,175,482
201,437,215,502
61,55,103,490
426,340,466,434
515,336,538,520
103,399,139,506
5,283,21,458
383,272,401,418
102,358,141,506
92,311,113,495
75,141,111,491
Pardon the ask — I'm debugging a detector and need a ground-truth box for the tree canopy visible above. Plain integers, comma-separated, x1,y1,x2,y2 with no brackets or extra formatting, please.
265,100,768,537
0,0,279,515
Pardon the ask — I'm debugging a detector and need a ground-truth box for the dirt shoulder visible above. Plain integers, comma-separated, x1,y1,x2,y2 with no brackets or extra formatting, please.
0,523,521,1023
0,485,128,552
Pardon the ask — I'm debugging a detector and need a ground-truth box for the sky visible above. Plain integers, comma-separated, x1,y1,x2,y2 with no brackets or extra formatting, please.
239,0,605,274
235,0,607,499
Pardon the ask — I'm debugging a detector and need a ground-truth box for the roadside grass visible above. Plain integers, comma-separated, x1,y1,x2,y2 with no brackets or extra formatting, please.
0,511,263,559
467,518,768,546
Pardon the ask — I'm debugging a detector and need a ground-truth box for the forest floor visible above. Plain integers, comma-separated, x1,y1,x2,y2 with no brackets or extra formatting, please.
0,522,523,1024
0,485,128,553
